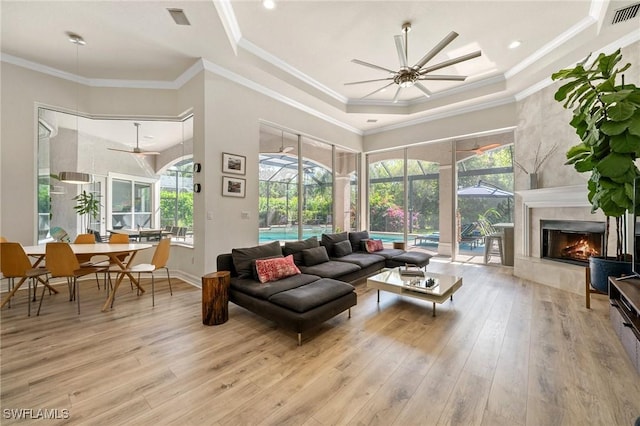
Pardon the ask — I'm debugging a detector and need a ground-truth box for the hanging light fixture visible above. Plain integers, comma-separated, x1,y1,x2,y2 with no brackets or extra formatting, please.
59,32,91,185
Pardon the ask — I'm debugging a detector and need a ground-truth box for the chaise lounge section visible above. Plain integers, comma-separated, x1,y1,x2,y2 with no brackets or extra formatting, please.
216,231,432,344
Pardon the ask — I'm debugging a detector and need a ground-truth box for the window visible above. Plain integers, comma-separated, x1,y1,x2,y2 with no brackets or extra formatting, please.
110,177,156,230
258,125,359,243
159,159,194,243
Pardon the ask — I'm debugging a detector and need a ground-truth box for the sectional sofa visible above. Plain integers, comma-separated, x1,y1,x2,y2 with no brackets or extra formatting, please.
216,231,432,344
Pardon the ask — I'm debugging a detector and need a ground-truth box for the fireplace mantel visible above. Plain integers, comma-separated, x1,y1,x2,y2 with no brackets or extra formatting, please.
516,185,589,208
516,185,590,256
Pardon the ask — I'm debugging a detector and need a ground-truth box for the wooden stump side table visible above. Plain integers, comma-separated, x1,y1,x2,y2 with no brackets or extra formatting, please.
202,271,230,325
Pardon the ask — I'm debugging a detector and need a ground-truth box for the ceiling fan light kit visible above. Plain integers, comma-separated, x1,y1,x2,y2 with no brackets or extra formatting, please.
347,22,481,102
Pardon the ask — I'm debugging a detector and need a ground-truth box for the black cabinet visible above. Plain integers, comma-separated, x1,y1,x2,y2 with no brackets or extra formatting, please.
609,277,640,374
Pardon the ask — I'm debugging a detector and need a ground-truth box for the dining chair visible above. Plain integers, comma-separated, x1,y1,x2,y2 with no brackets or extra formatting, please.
0,236,7,242
117,238,172,307
1,242,50,316
74,233,105,288
102,233,131,290
45,242,104,314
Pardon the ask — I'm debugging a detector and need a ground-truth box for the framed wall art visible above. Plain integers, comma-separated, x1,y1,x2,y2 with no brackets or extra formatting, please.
222,176,246,198
222,152,246,175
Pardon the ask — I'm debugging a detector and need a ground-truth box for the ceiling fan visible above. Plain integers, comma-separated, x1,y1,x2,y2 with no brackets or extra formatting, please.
346,22,481,102
264,130,294,154
108,122,160,156
456,142,501,155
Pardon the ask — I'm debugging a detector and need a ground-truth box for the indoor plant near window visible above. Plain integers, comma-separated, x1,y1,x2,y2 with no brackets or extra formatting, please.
552,48,640,292
73,190,100,234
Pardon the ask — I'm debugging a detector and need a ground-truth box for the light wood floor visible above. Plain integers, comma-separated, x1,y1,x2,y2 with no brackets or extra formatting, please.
1,260,639,425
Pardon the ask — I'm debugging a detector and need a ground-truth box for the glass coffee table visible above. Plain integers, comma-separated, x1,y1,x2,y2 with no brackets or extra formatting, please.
367,268,462,316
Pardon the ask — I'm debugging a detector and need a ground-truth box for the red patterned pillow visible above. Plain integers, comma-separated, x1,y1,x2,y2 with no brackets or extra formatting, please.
365,239,384,253
255,255,301,283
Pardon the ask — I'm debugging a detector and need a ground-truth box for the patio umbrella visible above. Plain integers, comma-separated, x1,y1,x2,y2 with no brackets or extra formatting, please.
457,180,513,221
457,182,513,198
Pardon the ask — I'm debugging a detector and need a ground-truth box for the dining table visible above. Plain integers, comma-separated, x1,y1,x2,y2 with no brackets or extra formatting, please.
3,243,153,312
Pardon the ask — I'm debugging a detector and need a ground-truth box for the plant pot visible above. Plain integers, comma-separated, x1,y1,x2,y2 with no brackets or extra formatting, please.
589,256,632,293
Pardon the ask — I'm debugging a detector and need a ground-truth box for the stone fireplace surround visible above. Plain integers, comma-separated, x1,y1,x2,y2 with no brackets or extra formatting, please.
514,185,623,295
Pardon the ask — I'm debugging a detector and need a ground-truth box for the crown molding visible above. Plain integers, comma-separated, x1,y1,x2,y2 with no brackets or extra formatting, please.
238,38,348,104
201,59,362,135
213,0,242,55
363,96,516,136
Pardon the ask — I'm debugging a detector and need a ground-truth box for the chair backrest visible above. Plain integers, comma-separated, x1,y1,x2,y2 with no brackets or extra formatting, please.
109,233,130,244
151,238,171,269
0,236,7,243
0,242,34,277
74,233,95,244
91,229,104,243
45,242,81,278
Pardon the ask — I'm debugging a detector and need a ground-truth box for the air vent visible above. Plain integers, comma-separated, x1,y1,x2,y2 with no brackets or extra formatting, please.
612,2,639,24
167,8,191,26
367,119,378,123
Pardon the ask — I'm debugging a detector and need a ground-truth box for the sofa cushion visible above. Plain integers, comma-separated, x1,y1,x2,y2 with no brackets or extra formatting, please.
232,241,282,278
299,260,360,279
370,248,405,260
302,246,330,266
321,232,348,256
332,252,385,269
231,273,320,300
333,239,352,257
283,236,319,266
365,239,384,253
349,230,370,252
268,278,355,313
255,255,301,283
387,251,433,268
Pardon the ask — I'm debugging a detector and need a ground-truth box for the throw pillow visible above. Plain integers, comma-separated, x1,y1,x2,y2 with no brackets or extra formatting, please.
321,232,348,256
333,239,353,257
302,246,330,266
232,241,282,278
283,236,319,265
251,255,284,281
349,230,370,252
365,239,384,253
255,255,301,284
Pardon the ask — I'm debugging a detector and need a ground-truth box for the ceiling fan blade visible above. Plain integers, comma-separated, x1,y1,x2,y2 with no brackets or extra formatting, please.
394,35,408,69
412,31,458,70
478,143,501,152
351,59,396,74
361,82,395,99
392,86,402,103
419,50,482,74
107,147,132,153
418,74,467,81
344,78,394,86
414,82,432,97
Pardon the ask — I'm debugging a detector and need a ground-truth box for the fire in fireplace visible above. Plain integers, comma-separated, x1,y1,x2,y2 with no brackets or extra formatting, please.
541,220,605,265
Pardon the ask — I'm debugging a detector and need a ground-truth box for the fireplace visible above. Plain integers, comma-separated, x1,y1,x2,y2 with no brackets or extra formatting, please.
541,220,605,265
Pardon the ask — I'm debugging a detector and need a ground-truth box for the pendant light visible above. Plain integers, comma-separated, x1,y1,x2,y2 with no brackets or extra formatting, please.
59,32,91,185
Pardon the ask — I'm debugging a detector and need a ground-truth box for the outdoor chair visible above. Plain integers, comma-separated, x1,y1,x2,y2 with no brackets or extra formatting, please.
1,242,50,316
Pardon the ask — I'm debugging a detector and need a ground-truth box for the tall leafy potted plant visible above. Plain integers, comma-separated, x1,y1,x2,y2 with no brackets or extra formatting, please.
73,190,100,234
552,48,640,292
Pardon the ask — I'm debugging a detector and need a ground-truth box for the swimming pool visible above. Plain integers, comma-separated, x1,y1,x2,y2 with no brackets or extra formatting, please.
258,227,410,244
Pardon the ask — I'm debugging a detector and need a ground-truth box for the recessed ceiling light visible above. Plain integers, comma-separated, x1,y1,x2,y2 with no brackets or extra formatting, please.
263,0,276,10
508,40,522,49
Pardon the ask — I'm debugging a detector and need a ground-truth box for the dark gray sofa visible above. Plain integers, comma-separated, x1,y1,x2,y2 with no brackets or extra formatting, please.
215,231,432,344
